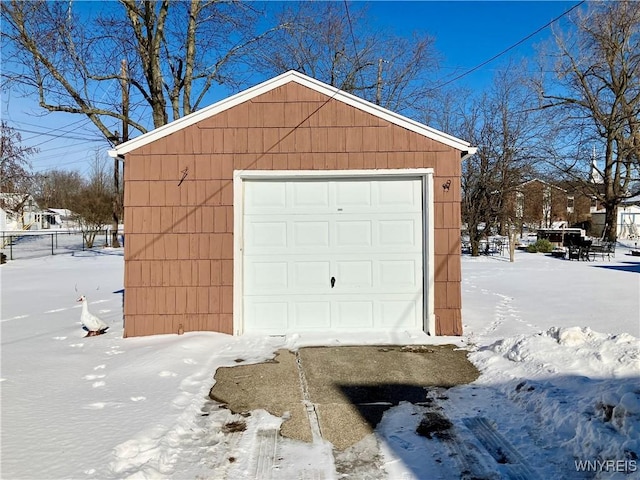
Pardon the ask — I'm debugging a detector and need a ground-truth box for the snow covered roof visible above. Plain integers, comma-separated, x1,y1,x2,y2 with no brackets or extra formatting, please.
622,193,640,205
0,193,38,211
47,208,75,217
109,70,477,158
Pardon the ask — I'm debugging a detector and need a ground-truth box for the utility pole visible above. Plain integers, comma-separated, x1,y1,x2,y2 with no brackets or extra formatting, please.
110,59,129,248
376,58,383,106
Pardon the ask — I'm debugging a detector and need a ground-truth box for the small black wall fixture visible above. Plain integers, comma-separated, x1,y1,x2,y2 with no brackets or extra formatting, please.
442,179,451,192
178,167,189,186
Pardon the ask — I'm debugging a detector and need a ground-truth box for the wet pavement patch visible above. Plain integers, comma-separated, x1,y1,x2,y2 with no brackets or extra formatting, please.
416,412,454,439
209,345,479,450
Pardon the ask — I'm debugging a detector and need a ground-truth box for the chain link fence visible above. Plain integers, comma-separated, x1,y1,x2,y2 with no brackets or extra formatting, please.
0,229,123,261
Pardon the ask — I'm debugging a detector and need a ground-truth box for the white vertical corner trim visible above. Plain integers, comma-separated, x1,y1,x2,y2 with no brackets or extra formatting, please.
232,171,245,335
232,168,437,336
424,171,436,335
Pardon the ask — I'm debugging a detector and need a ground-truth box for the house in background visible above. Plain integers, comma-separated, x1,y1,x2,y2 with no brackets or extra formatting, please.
109,70,476,338
45,208,78,229
584,156,639,240
510,179,572,229
0,193,47,231
504,174,613,236
592,194,640,241
503,179,583,231
0,206,6,232
0,194,77,231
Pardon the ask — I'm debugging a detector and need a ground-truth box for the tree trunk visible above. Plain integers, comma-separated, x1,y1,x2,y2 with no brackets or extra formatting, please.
84,230,97,249
469,222,483,257
508,223,517,262
604,204,618,241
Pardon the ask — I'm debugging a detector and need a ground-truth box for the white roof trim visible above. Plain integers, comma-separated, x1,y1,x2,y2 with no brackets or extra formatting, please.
110,70,476,157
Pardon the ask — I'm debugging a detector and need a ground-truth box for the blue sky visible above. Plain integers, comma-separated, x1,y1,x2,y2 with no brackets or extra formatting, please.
367,1,578,89
2,1,582,175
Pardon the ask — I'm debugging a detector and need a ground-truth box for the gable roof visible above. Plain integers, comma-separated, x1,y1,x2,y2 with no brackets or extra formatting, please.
0,192,38,211
109,70,476,158
516,178,568,193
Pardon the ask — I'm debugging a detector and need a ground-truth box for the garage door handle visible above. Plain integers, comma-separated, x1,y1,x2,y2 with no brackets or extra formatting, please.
330,276,336,288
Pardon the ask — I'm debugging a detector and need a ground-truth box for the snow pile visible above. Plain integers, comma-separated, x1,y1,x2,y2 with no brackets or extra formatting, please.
483,326,639,378
471,325,639,467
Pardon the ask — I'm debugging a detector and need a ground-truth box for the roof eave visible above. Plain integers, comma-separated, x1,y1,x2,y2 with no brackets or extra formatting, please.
113,70,475,157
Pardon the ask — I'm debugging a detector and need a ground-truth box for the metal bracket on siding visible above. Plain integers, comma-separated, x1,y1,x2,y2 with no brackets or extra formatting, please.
178,167,189,186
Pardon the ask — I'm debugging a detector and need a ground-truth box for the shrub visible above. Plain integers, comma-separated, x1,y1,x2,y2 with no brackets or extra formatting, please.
528,239,554,253
535,239,554,253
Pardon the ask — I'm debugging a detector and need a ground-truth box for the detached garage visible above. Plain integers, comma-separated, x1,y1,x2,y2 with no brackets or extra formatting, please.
109,70,476,338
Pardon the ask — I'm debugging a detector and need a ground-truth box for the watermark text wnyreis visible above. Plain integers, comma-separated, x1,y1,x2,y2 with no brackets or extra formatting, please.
575,459,637,474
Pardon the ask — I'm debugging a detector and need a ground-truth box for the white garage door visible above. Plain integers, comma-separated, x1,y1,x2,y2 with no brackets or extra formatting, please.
242,177,424,334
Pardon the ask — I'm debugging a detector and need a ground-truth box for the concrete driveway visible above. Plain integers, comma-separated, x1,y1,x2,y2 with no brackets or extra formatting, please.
209,345,479,451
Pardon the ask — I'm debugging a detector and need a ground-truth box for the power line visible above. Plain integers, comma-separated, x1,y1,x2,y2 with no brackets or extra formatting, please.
427,0,586,92
30,143,106,161
5,109,94,138
13,126,104,143
10,116,86,129
342,0,367,93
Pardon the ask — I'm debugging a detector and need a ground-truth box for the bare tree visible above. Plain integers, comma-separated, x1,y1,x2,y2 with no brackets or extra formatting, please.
536,0,640,241
2,0,283,247
32,169,84,210
1,1,279,136
459,66,548,257
422,86,473,135
0,121,38,229
0,120,36,193
72,157,113,248
252,1,440,116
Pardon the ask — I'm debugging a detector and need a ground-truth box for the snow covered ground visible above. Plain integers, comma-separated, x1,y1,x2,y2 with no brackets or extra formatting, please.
1,246,638,479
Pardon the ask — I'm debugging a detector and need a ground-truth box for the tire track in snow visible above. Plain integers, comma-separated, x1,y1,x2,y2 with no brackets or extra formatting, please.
463,416,540,480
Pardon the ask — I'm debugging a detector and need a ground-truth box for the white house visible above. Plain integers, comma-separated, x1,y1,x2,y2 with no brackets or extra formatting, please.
591,194,640,240
0,193,46,231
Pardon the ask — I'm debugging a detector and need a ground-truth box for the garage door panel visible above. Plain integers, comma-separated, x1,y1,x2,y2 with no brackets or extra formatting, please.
291,181,330,208
334,301,374,328
335,220,372,247
294,302,331,328
246,221,287,248
292,221,330,247
335,261,373,288
377,179,422,210
379,298,420,327
335,180,372,207
246,261,288,292
378,260,421,289
245,181,286,211
245,300,288,332
294,261,331,289
379,219,420,247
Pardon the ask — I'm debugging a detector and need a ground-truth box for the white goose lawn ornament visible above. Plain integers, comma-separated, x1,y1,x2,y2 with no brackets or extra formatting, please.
77,295,109,337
